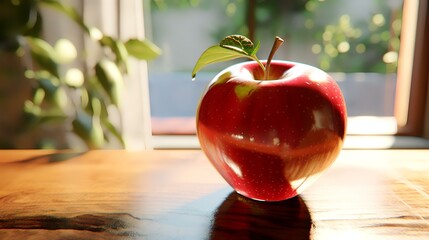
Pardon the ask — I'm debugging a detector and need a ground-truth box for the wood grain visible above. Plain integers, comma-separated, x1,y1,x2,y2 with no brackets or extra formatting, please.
0,150,428,239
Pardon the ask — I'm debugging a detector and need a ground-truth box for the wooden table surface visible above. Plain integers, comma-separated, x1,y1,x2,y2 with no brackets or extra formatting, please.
0,149,428,239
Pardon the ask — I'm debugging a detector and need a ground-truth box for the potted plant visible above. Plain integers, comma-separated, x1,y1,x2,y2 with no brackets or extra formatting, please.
0,0,160,149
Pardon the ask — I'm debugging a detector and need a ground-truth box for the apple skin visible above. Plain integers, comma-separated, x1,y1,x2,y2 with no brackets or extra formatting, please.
196,60,347,201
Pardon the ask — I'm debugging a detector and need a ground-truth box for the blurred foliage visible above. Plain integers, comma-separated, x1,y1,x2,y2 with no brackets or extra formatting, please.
0,0,161,149
150,0,402,73
303,0,402,73
150,0,308,40
151,0,204,9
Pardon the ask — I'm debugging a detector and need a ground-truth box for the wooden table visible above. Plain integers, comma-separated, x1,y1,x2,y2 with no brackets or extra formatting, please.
0,150,428,239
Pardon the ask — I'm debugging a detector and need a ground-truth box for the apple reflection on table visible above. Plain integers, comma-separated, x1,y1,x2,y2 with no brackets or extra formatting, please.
209,192,312,240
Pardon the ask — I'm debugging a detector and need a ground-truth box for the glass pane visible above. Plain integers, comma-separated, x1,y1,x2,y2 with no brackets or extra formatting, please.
145,0,403,134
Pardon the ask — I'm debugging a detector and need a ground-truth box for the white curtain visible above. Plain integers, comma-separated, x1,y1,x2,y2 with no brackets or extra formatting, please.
43,0,153,149
84,0,153,150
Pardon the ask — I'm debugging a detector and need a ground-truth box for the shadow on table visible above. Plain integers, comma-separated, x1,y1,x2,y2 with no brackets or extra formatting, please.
2,151,87,164
209,192,313,240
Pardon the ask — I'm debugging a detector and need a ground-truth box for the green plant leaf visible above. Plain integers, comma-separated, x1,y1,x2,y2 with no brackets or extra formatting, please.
54,38,77,64
23,10,43,37
114,41,129,69
94,59,124,106
0,0,38,38
191,45,254,79
219,35,256,56
39,81,68,109
34,74,58,95
26,37,60,78
192,35,262,80
125,38,161,60
101,117,125,148
40,0,91,34
22,100,67,130
21,100,41,131
36,110,69,128
100,35,130,72
251,41,261,56
33,88,46,106
83,91,109,119
28,70,68,109
64,68,84,88
72,111,104,149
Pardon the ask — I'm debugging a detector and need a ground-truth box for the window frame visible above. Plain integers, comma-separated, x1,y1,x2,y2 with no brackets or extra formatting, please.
395,0,429,137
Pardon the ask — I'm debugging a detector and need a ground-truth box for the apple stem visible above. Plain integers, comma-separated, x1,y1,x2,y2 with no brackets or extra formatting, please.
264,36,284,80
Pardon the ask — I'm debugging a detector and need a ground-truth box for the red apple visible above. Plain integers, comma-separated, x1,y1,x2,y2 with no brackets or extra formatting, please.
196,60,347,201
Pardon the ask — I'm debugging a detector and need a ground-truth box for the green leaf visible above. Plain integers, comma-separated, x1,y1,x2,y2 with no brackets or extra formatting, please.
38,112,68,125
23,10,43,37
39,81,68,109
33,88,46,106
0,0,38,38
42,0,104,42
72,111,104,149
26,37,60,78
35,75,59,97
94,59,124,106
100,35,129,72
21,101,41,130
125,38,161,60
191,45,254,79
54,38,77,64
40,0,91,34
114,41,129,69
251,41,261,56
192,35,263,80
219,35,256,56
84,91,109,119
22,100,67,130
64,68,84,88
102,117,125,148
28,70,67,109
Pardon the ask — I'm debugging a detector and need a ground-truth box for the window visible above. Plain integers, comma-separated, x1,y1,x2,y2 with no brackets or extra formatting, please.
144,0,429,149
